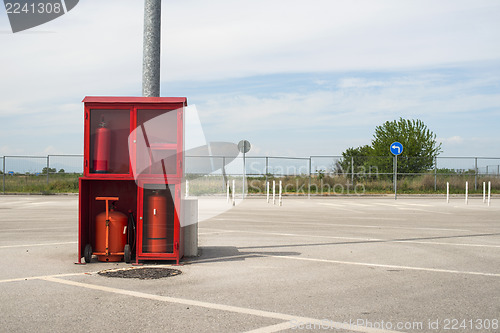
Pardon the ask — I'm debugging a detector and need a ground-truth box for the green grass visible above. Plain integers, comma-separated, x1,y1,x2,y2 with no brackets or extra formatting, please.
2,173,498,195
1,173,81,194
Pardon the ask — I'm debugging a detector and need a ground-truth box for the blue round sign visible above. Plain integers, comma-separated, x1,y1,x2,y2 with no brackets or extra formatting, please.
390,142,403,156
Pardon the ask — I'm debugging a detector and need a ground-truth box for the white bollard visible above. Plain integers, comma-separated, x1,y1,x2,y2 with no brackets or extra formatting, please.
273,180,276,205
488,181,491,206
227,181,230,203
232,179,235,206
266,181,270,203
185,180,189,198
446,182,449,203
279,180,282,206
465,181,468,205
483,182,486,203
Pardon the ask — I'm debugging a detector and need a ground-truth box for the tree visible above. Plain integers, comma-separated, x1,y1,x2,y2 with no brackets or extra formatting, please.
341,118,442,175
41,167,56,174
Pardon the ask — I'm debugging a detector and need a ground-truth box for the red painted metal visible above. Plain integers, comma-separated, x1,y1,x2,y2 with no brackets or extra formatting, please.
94,197,128,262
78,96,185,265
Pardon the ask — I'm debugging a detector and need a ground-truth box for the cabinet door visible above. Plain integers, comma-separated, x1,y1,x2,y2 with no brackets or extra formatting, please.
87,109,131,175
138,183,179,256
134,108,182,178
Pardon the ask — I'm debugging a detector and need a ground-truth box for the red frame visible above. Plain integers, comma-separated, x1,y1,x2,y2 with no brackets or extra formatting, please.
136,179,183,264
78,96,186,264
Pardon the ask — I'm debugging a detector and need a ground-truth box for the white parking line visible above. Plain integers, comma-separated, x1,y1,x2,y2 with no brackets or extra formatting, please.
397,207,452,215
0,241,77,249
203,228,500,249
212,218,473,232
267,255,500,278
41,276,403,333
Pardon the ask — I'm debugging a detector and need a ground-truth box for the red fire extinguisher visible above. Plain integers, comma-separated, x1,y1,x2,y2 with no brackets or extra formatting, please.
93,119,110,173
146,192,168,253
94,197,128,262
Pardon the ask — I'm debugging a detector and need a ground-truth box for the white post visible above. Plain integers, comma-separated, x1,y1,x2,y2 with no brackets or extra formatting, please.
483,182,486,203
465,181,468,205
488,181,491,206
266,181,269,203
185,180,189,198
226,181,230,203
273,180,276,205
446,182,449,203
279,180,282,206
232,179,235,206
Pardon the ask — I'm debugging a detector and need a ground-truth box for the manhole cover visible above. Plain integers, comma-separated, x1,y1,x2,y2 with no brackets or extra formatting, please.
98,267,182,280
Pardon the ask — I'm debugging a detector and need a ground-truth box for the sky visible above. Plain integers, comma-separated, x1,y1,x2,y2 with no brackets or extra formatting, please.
1,0,500,159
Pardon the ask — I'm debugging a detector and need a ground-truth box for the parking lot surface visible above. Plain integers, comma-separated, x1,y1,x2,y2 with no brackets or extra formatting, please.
1,195,499,332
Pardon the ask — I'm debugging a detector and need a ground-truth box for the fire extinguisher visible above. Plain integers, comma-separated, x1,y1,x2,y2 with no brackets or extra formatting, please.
93,118,110,173
146,191,168,253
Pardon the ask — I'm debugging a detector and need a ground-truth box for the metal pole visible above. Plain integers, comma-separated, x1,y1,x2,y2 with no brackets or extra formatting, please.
394,155,397,200
279,180,282,206
2,156,5,194
308,157,311,199
483,182,486,203
434,156,437,191
46,155,50,185
232,179,235,206
273,180,276,205
446,182,449,203
242,152,246,198
474,157,478,191
142,0,161,97
265,156,268,185
465,181,468,205
351,156,354,184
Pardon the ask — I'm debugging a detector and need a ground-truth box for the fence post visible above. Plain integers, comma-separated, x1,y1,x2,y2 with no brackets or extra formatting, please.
222,156,226,192
474,157,478,191
434,156,437,192
265,156,269,191
46,155,50,185
2,156,5,194
308,157,311,199
351,156,354,185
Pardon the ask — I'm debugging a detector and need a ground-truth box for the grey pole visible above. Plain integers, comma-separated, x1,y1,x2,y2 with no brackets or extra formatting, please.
394,155,397,200
142,0,161,97
2,157,5,194
46,156,50,185
351,156,354,184
474,157,478,191
434,156,437,192
265,156,269,189
242,152,246,198
308,157,312,199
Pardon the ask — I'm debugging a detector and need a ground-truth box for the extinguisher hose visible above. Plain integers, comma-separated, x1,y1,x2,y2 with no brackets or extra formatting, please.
128,211,136,252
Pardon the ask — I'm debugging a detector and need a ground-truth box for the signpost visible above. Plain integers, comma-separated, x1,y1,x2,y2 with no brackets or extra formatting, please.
390,142,403,200
238,140,251,198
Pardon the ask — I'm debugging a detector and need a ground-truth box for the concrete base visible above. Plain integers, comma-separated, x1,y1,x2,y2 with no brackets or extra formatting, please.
181,198,198,257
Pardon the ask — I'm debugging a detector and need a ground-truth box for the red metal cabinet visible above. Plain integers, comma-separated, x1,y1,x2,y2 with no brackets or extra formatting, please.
78,96,186,264
136,179,183,263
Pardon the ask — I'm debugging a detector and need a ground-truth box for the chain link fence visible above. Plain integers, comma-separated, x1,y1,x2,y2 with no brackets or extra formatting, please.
2,154,499,195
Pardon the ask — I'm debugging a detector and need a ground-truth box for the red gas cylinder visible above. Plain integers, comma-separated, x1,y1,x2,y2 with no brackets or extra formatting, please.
95,203,128,262
146,193,168,253
93,121,110,173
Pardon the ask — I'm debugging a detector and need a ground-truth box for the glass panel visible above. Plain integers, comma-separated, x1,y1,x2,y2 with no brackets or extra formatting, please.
89,109,130,174
142,184,175,254
136,109,178,176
